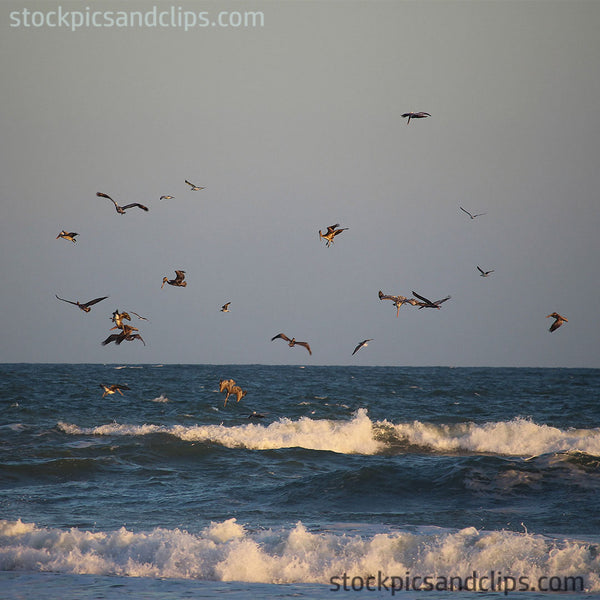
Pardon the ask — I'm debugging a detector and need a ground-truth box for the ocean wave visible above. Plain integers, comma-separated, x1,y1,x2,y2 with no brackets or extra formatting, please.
0,519,598,591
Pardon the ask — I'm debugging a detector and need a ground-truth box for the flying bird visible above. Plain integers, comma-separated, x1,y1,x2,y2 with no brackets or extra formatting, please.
96,192,149,215
220,302,231,313
477,266,494,277
546,312,568,333
460,206,486,219
56,230,78,243
319,223,348,247
352,339,373,356
378,291,410,316
56,294,108,313
401,111,431,124
185,180,205,191
411,290,451,309
161,270,187,289
110,309,131,329
100,383,130,398
271,333,312,355
101,325,145,346
160,195,175,200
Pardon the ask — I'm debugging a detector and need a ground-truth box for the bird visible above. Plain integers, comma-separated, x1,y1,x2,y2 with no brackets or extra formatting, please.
56,294,108,313
460,206,486,219
96,192,149,215
219,379,236,394
378,291,410,316
101,325,145,346
401,111,431,124
220,302,231,313
352,339,373,355
160,195,175,200
161,270,187,289
411,290,451,309
477,266,494,277
110,310,131,329
100,383,130,398
185,180,205,191
56,230,78,243
271,333,312,355
546,312,568,333
224,385,247,406
319,223,348,247
247,411,266,419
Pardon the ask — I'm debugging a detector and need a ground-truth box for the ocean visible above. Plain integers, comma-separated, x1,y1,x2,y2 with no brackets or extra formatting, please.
1,363,599,598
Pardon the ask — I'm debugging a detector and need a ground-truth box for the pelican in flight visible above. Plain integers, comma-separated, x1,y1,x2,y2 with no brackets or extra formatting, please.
185,180,205,191
101,324,145,346
460,206,486,219
220,302,231,313
401,111,431,124
271,333,312,355
111,309,131,329
160,195,175,200
56,294,108,313
100,383,130,398
319,223,348,247
546,312,568,333
477,266,494,277
161,270,187,289
378,291,410,316
352,339,373,356
96,192,149,215
411,290,451,309
56,230,78,243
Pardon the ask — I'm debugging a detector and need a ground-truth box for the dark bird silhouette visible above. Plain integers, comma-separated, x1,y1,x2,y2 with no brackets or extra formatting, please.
319,223,348,247
247,411,266,419
460,206,486,219
546,312,568,333
271,333,312,355
101,325,145,346
56,230,78,243
96,192,149,215
378,291,410,316
56,294,108,313
161,270,187,289
100,383,130,398
185,180,205,191
221,302,231,313
411,290,451,309
401,111,431,124
477,266,494,277
352,339,373,356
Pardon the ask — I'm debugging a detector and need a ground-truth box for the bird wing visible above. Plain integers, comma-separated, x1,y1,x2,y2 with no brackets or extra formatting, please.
101,334,120,346
55,294,78,306
97,192,117,206
130,311,147,321
459,206,473,218
121,203,149,212
411,290,434,305
82,296,109,308
549,320,561,332
473,212,487,218
434,295,451,306
271,333,291,342
296,341,312,355
352,339,372,355
477,266,485,275
174,270,186,282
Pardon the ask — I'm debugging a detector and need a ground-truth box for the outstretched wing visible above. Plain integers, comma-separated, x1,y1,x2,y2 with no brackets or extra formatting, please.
101,334,120,346
174,270,186,282
434,295,451,306
477,266,485,275
271,333,291,342
130,311,148,321
55,294,78,306
121,203,149,212
459,206,473,218
296,341,312,355
97,192,118,207
82,296,109,308
411,290,434,305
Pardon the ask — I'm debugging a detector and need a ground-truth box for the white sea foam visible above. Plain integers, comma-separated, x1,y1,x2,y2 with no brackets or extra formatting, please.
0,519,598,591
151,395,170,403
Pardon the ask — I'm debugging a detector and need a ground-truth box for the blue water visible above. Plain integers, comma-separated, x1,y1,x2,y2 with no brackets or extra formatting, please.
1,364,599,598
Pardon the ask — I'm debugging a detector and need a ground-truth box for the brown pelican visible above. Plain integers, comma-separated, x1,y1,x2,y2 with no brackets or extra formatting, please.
161,270,187,289
411,290,451,309
111,310,131,329
352,339,373,355
460,206,486,219
100,383,130,398
401,111,431,124
56,230,78,243
220,302,231,313
56,294,108,313
219,378,236,394
271,333,312,355
96,192,149,215
101,325,145,346
546,312,568,333
160,195,175,200
185,180,205,191
224,385,247,406
477,266,494,277
319,223,348,247
378,291,410,316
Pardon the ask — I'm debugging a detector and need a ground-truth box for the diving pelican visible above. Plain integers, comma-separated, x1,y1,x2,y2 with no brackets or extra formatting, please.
56,294,108,313
100,383,130,398
161,270,187,289
271,333,312,355
96,192,149,214
56,230,78,243
401,111,431,124
546,312,568,333
224,385,247,406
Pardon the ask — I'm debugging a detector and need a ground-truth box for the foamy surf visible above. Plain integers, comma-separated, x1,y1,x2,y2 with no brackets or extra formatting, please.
0,519,598,591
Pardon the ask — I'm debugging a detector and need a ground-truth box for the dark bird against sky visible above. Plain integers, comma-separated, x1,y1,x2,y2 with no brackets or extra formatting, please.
477,266,494,277
161,270,187,289
401,111,431,124
55,294,108,313
271,333,312,355
352,339,373,355
185,180,205,191
411,290,451,309
96,192,149,215
460,206,486,219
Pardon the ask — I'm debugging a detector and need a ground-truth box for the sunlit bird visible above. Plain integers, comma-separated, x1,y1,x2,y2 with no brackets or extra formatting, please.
56,230,78,243
56,294,108,313
185,180,205,191
352,339,373,356
460,206,486,219
411,290,451,309
160,195,175,200
111,309,131,329
271,333,312,355
546,312,568,333
477,266,494,277
96,192,149,215
401,111,431,124
219,379,236,394
161,270,187,289
100,383,130,398
101,324,145,346
224,385,247,406
378,291,410,316
319,223,348,247
221,302,231,313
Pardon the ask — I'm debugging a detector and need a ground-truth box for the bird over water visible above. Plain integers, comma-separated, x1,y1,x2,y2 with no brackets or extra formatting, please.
271,333,312,355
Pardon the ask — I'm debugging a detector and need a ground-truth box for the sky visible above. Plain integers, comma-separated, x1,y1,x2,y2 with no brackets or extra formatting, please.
1,0,599,367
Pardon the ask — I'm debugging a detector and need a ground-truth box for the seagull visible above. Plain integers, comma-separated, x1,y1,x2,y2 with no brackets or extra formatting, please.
319,223,348,247
56,230,78,243
411,290,451,309
56,294,108,313
101,325,145,346
185,180,205,191
220,302,231,313
460,206,486,219
96,192,149,215
546,312,568,333
378,291,410,316
224,385,247,406
100,383,130,398
161,270,187,289
477,266,494,277
271,333,312,355
401,111,431,124
160,195,175,200
352,339,373,355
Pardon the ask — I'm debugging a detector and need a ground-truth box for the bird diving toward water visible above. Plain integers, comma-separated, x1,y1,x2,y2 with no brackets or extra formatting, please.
378,291,411,317
401,111,431,124
56,294,108,313
161,270,187,289
319,223,348,247
411,290,451,309
271,333,312,355
224,385,247,407
219,379,236,394
101,324,145,346
546,312,568,333
477,266,494,277
460,206,486,220
352,339,373,356
96,192,149,215
56,230,78,243
185,180,205,191
220,302,231,313
100,383,130,398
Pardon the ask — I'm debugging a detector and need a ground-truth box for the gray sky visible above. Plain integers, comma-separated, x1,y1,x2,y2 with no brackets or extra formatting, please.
1,0,599,367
